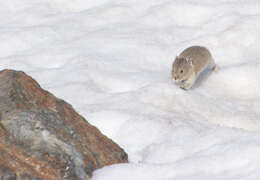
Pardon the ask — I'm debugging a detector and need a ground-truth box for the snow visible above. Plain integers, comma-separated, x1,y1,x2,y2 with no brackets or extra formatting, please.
1,0,260,179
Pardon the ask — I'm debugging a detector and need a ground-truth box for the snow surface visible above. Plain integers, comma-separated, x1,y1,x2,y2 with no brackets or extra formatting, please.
1,0,260,179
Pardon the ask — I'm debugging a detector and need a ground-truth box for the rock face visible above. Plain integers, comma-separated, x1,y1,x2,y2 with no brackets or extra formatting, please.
0,69,128,180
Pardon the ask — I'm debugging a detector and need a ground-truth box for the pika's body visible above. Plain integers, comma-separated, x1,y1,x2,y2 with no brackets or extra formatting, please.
172,46,217,90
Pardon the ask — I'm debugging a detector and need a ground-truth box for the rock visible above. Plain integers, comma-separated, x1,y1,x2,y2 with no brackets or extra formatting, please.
0,69,128,180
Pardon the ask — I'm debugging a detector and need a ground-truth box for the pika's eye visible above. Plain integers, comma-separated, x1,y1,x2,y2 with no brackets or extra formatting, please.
180,70,183,73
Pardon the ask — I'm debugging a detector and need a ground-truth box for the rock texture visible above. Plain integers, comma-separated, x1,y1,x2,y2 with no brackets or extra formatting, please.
0,69,128,180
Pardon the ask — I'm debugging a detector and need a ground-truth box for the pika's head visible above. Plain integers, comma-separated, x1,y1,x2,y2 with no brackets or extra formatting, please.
172,56,194,83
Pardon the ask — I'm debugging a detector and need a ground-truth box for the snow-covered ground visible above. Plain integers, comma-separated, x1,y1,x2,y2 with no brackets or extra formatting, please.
1,0,260,179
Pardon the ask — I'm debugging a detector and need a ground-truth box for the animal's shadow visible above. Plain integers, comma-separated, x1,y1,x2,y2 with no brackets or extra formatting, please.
191,68,214,90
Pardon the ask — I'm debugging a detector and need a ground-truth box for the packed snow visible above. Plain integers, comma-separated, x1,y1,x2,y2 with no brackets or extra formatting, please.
1,0,260,179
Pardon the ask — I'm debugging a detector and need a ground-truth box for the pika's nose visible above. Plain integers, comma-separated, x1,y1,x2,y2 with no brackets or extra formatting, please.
174,77,177,80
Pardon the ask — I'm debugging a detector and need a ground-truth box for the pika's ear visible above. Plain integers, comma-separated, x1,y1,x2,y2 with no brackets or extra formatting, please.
189,59,193,66
186,57,193,66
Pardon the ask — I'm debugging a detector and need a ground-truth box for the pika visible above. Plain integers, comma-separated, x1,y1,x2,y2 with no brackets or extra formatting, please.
172,46,217,90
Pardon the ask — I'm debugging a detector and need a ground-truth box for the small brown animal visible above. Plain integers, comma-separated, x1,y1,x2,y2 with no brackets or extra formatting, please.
172,46,217,90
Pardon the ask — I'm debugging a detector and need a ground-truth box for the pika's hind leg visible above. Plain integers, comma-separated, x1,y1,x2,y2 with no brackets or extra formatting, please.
209,58,218,72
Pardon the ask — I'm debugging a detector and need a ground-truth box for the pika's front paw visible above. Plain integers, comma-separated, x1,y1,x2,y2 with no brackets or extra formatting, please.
180,84,191,90
180,86,188,90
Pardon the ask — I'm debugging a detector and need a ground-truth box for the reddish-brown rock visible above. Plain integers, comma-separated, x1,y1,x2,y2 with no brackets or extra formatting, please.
0,69,128,180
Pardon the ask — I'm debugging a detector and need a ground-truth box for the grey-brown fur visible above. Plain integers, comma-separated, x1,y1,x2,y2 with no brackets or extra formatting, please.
172,46,217,90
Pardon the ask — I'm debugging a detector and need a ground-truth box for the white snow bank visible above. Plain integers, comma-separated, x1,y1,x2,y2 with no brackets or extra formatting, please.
1,0,260,179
